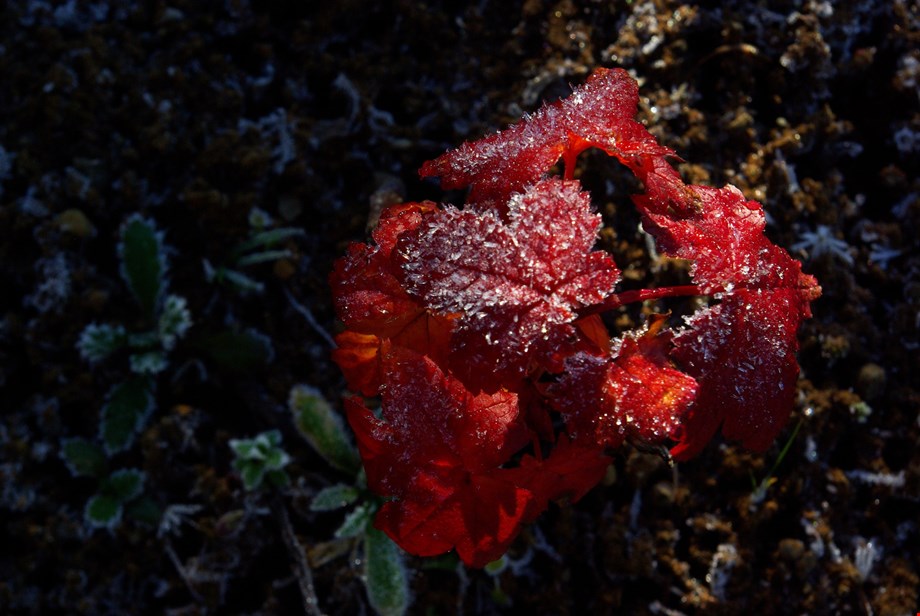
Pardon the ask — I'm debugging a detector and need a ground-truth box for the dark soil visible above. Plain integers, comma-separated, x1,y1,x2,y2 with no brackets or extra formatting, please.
1,1,918,614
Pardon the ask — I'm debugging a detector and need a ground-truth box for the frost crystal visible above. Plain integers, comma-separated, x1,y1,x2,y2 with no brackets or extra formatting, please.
791,224,854,266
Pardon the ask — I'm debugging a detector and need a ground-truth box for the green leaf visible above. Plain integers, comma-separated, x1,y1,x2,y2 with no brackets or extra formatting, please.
196,329,274,371
85,493,123,528
261,429,283,448
364,526,410,616
101,468,146,502
232,227,305,259
119,215,166,319
290,384,360,475
229,438,258,459
263,446,290,471
76,323,127,363
235,249,292,267
310,484,361,512
334,502,374,539
60,438,107,478
129,350,168,375
158,294,192,350
100,378,154,455
237,460,266,491
204,260,266,294
230,430,290,491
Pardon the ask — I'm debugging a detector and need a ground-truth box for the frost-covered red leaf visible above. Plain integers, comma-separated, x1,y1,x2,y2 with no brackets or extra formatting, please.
395,177,619,391
553,315,697,449
330,201,454,392
669,289,810,460
635,184,820,296
330,201,439,338
420,67,672,207
345,348,543,566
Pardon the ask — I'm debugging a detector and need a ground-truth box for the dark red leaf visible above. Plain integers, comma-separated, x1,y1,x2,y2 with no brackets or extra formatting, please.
669,289,810,460
331,332,388,397
330,202,437,337
345,348,545,566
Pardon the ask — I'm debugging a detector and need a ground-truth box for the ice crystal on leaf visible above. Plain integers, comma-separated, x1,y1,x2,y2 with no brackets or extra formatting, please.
330,67,820,567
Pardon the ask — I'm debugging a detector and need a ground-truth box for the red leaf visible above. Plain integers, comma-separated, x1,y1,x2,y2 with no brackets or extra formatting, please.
512,435,612,506
635,184,821,298
330,202,436,337
669,289,809,460
375,466,539,568
345,348,545,566
395,177,619,391
330,201,454,392
420,67,672,208
331,332,388,397
552,315,696,449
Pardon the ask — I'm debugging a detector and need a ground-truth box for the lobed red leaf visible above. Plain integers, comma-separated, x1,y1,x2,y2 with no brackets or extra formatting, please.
420,67,672,208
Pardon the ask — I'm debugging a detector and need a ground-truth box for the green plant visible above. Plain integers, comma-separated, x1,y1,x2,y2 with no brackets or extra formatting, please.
68,214,191,529
60,438,152,528
229,430,291,491
203,206,305,295
77,214,192,375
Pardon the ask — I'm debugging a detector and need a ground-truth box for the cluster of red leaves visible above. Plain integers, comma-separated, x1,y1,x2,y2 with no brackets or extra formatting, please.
330,68,821,567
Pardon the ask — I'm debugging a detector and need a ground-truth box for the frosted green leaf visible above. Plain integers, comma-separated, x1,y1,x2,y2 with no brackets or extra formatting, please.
237,460,266,491
263,446,290,470
229,438,258,459
101,468,146,501
230,430,290,491
236,249,291,267
100,378,155,455
290,384,360,475
60,437,107,478
119,214,166,319
158,294,192,350
364,526,410,616
85,493,123,528
76,323,127,363
204,260,266,294
247,207,274,230
232,227,305,259
334,502,373,539
310,484,361,512
129,350,168,375
261,429,283,448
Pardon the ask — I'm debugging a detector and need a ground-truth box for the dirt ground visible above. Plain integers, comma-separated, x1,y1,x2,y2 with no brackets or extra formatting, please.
1,1,918,614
